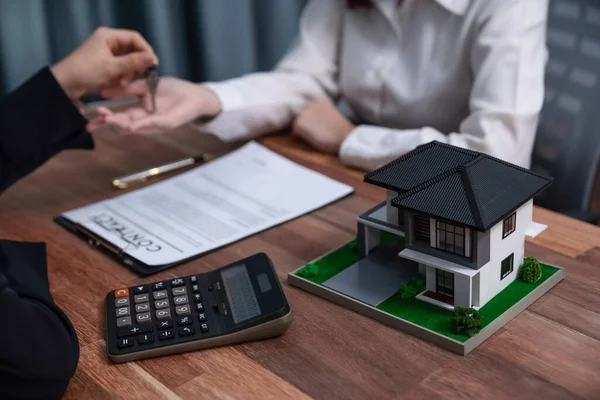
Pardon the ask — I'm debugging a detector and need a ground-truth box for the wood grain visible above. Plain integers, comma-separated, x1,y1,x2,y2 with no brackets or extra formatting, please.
2,129,600,399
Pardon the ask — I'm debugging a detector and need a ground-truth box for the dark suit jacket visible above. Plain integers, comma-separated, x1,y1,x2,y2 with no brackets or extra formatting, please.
0,68,93,399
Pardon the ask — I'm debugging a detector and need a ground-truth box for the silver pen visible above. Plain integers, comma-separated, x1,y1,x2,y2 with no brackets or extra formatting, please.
112,155,205,189
145,65,159,113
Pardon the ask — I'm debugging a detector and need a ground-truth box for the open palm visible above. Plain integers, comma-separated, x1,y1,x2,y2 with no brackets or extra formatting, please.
94,77,221,134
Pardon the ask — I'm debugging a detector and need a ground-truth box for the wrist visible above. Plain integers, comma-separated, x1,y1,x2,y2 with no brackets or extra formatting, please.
50,61,82,99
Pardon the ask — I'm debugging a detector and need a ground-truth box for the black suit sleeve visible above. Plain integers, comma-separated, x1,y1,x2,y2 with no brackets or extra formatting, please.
0,68,93,399
0,67,94,193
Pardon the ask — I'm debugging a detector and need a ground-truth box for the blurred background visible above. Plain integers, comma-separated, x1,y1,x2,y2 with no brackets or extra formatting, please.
0,0,599,224
0,0,306,94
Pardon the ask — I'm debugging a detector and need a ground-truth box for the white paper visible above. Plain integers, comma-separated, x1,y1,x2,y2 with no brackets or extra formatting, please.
62,142,354,266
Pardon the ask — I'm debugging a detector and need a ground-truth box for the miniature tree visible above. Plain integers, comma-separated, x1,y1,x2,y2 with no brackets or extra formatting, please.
519,256,542,283
399,274,426,298
297,263,319,278
452,307,482,337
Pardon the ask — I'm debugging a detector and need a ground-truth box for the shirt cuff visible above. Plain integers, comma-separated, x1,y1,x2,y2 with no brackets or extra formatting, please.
203,81,246,112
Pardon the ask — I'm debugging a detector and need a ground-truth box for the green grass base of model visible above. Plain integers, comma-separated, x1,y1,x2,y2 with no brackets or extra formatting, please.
294,234,561,343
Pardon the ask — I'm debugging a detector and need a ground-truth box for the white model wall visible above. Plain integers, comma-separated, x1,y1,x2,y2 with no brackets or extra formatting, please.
476,200,533,306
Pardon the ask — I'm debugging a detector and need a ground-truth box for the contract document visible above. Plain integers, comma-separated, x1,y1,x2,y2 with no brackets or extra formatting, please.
60,141,354,268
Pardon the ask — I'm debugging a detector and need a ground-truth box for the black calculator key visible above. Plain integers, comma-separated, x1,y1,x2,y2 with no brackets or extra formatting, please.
152,281,166,290
117,338,134,348
190,275,197,283
117,324,152,338
134,294,149,303
196,303,204,312
138,333,154,345
133,285,148,294
211,302,219,313
208,285,213,291
192,284,200,293
200,323,209,333
115,297,129,308
193,293,202,302
159,330,174,340
179,326,195,336
171,278,185,287
198,313,206,322
157,319,173,330
177,316,192,326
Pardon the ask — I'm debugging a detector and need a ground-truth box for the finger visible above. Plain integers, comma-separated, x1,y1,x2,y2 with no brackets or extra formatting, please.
94,106,114,117
103,28,157,59
86,116,105,131
100,80,149,99
111,52,156,78
104,113,135,131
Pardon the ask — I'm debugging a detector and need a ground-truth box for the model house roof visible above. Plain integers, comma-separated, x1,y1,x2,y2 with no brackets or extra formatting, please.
364,141,552,231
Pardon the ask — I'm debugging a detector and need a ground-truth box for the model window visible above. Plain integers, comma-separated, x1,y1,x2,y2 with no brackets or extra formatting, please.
501,254,514,279
436,269,454,298
503,212,516,239
436,222,466,256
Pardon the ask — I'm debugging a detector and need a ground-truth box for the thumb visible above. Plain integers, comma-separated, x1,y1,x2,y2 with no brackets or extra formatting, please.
111,52,156,78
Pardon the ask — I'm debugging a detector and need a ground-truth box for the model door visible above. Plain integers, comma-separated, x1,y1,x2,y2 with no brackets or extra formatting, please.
436,269,454,298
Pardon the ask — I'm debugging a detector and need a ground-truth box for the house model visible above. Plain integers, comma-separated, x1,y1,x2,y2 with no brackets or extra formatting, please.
358,141,553,310
290,140,564,355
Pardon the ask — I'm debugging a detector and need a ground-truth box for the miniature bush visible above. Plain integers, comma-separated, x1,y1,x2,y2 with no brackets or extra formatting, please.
399,274,426,299
452,307,482,337
519,256,542,283
297,263,319,278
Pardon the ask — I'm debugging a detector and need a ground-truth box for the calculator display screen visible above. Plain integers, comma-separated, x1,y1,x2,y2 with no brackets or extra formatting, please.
221,264,262,324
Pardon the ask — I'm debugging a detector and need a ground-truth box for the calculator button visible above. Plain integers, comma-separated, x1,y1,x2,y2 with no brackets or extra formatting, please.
115,297,129,308
114,288,129,298
159,330,174,340
138,333,154,345
116,307,130,317
198,313,206,322
200,323,209,332
179,326,195,336
190,276,198,283
117,338,134,348
192,284,200,293
157,319,173,330
171,278,185,287
134,294,149,303
136,312,152,324
177,316,192,326
211,302,219,313
133,285,148,294
175,305,191,316
173,295,188,305
117,325,152,338
116,316,132,327
193,293,202,302
152,282,166,290
153,290,168,300
135,303,150,313
196,303,204,312
208,285,213,291
172,287,187,296
154,299,170,309
156,309,171,319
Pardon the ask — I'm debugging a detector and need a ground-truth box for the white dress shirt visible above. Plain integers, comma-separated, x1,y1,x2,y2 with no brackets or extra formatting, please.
197,0,548,170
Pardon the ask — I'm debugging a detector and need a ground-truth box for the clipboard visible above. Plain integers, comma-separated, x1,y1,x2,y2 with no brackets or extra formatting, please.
54,216,200,276
53,142,355,276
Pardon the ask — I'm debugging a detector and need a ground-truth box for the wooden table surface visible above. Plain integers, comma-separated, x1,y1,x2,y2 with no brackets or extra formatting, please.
2,129,600,400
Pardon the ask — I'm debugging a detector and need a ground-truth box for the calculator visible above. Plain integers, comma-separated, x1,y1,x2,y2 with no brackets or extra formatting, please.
105,253,292,363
